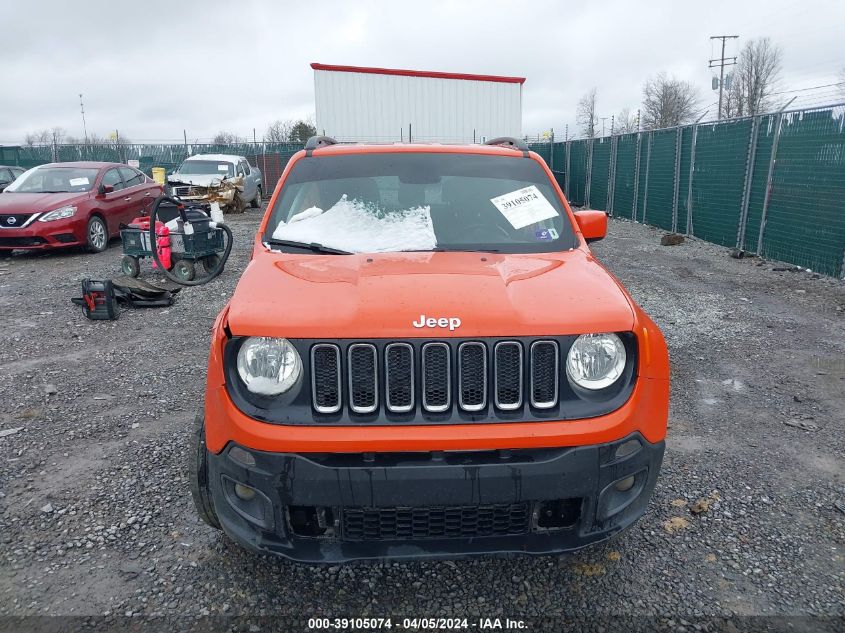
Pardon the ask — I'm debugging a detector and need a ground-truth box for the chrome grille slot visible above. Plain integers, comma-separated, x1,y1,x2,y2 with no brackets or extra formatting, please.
311,344,341,414
385,343,414,413
422,343,451,412
458,342,487,411
494,341,523,410
530,340,559,409
348,344,378,414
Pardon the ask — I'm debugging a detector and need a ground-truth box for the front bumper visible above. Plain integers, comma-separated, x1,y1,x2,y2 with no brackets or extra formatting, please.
207,432,664,563
0,219,84,251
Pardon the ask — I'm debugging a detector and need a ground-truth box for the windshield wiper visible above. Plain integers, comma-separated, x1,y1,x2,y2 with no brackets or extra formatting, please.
264,238,351,255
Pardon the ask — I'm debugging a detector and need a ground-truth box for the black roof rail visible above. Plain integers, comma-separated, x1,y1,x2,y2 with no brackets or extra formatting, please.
484,137,530,152
304,135,338,152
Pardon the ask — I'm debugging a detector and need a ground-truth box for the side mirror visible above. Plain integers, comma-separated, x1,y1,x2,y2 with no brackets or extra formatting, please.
573,210,607,243
98,184,114,195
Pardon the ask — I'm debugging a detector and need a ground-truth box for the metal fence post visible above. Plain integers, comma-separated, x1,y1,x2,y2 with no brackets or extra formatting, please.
757,99,795,254
641,132,653,224
736,115,761,250
686,124,699,236
585,139,594,208
632,132,641,220
564,140,571,200
549,128,554,171
671,128,682,233
607,136,617,216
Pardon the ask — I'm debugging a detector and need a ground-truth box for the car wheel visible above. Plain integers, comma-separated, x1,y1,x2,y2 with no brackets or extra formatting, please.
86,216,108,253
250,187,262,209
189,413,221,530
173,259,195,282
121,255,140,278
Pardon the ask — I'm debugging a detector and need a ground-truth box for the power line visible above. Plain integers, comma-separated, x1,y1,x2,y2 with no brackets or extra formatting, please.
769,81,845,95
709,35,740,120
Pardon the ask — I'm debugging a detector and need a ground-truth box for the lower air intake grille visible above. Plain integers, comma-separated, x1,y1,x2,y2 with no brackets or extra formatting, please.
342,503,530,541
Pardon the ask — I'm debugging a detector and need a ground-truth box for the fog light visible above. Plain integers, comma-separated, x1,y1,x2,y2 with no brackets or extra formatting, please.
614,476,636,492
234,483,256,501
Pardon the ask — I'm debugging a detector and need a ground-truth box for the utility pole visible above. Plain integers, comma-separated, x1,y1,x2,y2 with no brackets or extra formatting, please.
709,35,739,120
79,93,88,144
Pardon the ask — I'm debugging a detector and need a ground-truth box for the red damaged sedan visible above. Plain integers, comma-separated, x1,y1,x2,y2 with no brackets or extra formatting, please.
0,162,163,256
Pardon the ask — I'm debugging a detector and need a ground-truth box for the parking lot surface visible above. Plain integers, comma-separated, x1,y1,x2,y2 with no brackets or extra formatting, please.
0,212,843,625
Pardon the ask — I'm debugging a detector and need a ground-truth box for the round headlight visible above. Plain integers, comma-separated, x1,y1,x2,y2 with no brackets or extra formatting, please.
236,337,302,396
566,333,626,390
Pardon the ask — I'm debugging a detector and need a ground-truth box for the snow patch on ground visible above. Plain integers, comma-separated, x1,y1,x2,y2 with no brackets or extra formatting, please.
273,196,437,253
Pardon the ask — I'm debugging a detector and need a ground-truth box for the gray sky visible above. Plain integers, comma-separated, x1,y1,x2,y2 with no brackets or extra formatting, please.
3,0,843,143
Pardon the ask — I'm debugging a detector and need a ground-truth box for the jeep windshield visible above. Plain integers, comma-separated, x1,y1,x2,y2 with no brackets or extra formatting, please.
263,152,578,254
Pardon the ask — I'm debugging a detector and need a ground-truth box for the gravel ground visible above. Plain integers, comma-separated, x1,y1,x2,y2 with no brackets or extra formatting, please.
0,212,843,630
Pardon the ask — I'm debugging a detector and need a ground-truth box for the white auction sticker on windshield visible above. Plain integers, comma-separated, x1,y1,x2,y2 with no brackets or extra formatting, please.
217,164,229,171
490,185,558,229
69,177,89,186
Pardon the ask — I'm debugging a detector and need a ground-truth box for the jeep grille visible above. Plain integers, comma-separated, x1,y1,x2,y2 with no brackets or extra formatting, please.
310,338,561,419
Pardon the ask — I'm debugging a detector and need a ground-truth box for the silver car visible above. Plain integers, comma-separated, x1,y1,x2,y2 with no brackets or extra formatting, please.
168,154,263,210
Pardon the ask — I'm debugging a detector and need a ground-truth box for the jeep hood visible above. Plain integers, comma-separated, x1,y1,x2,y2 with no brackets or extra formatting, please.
226,250,635,338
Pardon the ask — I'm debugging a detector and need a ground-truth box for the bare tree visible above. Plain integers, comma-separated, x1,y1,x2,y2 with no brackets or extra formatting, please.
213,131,246,144
265,120,294,143
614,108,638,134
838,67,845,97
576,88,598,138
24,127,68,146
723,37,782,118
641,73,699,129
24,130,52,146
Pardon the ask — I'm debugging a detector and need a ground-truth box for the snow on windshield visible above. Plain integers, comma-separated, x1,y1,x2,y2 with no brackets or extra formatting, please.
271,195,437,253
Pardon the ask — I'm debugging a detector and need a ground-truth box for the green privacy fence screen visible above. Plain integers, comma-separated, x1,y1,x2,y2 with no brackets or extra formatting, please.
5,107,844,276
534,103,845,277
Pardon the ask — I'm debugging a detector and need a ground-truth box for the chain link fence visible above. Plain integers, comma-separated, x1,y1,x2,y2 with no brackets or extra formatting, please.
533,103,845,277
4,104,843,276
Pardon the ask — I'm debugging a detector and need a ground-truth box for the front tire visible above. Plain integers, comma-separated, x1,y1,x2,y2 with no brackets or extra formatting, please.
189,413,221,530
250,186,262,209
86,216,108,253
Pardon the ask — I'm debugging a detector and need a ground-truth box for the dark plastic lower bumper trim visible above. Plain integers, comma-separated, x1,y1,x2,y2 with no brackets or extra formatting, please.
206,433,664,563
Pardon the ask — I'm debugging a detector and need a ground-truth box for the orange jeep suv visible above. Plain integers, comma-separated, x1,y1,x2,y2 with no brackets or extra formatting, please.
191,136,670,562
